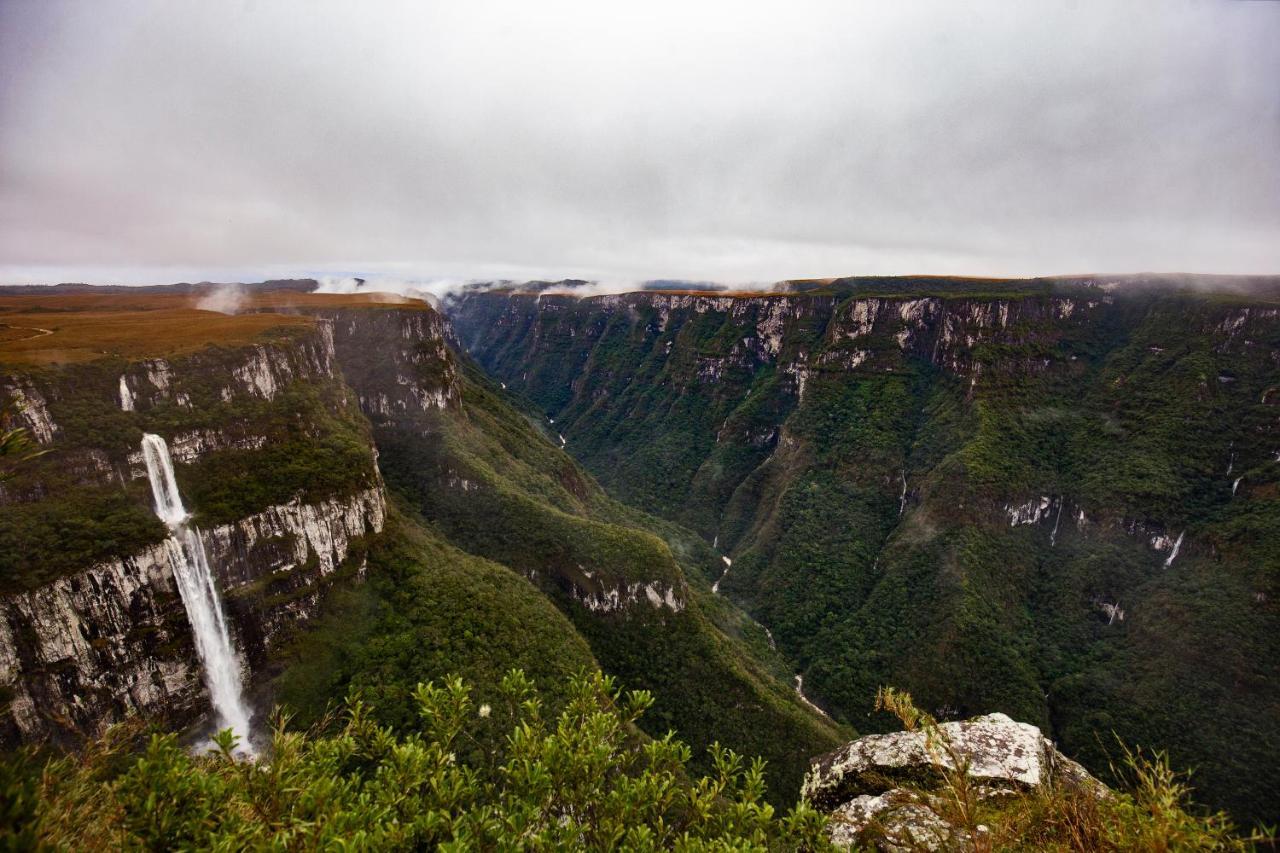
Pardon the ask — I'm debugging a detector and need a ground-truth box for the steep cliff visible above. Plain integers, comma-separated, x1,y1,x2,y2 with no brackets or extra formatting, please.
1,288,841,804
447,277,1280,824
1,313,386,746
279,298,845,798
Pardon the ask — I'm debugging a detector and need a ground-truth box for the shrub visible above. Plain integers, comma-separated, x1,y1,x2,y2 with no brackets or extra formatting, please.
8,671,831,850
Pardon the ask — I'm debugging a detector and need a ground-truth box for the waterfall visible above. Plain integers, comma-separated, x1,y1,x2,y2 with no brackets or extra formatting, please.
118,376,134,412
140,434,255,755
712,555,731,594
1162,530,1185,568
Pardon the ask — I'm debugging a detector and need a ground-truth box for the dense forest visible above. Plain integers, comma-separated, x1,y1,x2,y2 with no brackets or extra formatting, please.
450,277,1280,827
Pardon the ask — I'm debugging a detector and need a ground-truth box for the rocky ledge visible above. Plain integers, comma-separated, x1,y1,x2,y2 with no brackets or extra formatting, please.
803,713,1105,851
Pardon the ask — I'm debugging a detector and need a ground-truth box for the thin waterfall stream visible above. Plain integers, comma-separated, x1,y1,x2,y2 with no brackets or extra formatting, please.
140,433,256,755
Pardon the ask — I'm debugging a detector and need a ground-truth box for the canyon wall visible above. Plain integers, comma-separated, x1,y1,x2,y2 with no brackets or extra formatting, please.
1,321,385,746
0,291,844,803
447,282,1280,824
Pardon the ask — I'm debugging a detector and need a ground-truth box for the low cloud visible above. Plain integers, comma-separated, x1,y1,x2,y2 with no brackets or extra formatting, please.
313,275,498,305
312,274,759,302
194,283,247,314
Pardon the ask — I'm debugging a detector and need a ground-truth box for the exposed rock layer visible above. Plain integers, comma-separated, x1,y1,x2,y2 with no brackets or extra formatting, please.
0,319,391,746
0,487,384,745
804,713,1105,850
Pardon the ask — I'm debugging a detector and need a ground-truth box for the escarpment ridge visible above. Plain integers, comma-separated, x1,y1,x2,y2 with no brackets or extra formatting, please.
1,283,841,801
446,276,1280,825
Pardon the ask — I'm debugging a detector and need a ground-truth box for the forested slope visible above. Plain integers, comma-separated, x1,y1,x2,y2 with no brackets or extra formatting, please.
449,277,1280,825
0,289,842,805
289,301,846,798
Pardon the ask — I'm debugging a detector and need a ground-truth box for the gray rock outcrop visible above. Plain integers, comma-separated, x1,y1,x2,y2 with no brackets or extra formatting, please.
804,712,1105,851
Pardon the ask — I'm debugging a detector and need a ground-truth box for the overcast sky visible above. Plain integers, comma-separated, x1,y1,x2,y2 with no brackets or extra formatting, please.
2,0,1278,286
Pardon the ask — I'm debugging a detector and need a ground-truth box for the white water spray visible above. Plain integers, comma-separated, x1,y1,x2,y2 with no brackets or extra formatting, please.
712,555,731,594
1162,530,1185,568
794,674,830,718
118,376,134,412
140,434,255,755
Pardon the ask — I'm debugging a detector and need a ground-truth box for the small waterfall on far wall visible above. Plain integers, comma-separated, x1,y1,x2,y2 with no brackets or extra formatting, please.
140,433,255,755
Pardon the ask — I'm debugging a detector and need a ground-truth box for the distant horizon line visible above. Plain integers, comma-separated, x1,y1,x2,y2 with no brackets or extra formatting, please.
5,270,1280,290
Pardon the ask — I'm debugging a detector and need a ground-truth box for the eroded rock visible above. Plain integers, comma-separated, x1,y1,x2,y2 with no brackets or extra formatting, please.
828,789,965,852
804,712,1106,850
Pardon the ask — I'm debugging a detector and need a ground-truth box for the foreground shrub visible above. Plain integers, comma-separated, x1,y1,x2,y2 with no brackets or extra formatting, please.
4,670,829,850
4,675,1270,851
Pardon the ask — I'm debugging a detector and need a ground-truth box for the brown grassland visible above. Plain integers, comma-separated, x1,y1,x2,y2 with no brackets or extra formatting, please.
246,290,431,309
0,290,430,365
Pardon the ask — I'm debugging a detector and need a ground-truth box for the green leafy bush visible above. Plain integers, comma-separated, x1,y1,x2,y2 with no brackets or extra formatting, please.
7,671,831,850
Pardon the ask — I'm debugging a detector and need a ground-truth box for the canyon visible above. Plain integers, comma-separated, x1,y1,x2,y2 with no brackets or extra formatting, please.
1,307,386,748
2,275,1278,829
447,275,1280,825
0,288,840,802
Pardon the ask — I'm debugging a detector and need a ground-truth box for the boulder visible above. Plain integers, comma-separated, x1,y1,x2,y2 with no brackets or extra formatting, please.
828,789,965,852
803,712,1105,850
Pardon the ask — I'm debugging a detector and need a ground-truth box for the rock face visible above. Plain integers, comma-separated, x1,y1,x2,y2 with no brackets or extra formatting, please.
0,478,386,749
302,304,462,422
803,713,1104,851
0,543,197,747
450,289,1103,414
310,302,695,619
827,789,957,852
567,579,685,614
446,280,1280,826
0,315,400,748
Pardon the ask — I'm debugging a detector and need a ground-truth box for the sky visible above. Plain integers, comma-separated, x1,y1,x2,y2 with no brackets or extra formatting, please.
1,0,1278,287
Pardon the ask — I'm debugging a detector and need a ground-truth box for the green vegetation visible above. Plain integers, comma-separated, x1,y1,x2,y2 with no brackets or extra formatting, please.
273,507,598,732
4,671,1263,850
3,296,837,813
0,481,165,590
6,284,1277,842
1,672,830,850
0,406,46,481
452,286,1280,827
0,339,376,592
178,387,377,527
358,361,846,801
